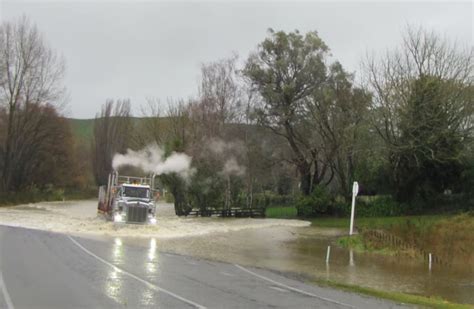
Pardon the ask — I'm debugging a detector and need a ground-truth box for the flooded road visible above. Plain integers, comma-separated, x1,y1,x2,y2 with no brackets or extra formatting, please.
0,200,472,305
137,226,473,305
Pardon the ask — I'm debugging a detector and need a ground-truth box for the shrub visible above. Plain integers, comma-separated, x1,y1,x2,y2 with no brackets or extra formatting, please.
253,192,294,209
295,186,332,217
332,195,402,217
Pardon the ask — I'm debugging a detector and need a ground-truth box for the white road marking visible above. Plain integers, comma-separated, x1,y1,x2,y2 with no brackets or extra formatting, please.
234,264,355,308
68,235,206,309
269,286,289,293
220,271,235,277
0,267,14,309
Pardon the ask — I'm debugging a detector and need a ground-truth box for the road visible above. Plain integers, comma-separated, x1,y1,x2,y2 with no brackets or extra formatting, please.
0,226,408,309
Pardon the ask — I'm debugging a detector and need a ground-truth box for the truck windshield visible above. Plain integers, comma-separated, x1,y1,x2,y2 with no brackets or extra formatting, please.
123,186,149,198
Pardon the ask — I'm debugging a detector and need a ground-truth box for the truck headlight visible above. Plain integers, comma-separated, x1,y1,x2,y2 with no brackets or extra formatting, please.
114,213,124,222
149,217,157,225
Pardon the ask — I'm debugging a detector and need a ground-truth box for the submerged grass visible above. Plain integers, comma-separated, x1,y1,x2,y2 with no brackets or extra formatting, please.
315,213,474,266
313,279,472,309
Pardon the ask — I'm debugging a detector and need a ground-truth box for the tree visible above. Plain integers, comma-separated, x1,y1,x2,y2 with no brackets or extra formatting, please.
243,29,331,196
364,26,473,202
92,99,132,186
199,54,242,127
0,17,66,191
27,105,76,188
308,62,371,199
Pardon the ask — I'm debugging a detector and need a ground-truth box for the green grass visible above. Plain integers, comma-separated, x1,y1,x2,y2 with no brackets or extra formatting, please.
336,235,366,251
265,206,298,219
336,234,398,255
67,117,175,143
67,118,95,142
314,279,472,309
311,215,447,230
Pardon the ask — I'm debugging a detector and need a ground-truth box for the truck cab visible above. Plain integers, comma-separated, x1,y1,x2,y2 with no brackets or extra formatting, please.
98,172,157,224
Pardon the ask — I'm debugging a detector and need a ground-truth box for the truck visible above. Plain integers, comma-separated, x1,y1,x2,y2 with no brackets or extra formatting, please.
98,171,158,224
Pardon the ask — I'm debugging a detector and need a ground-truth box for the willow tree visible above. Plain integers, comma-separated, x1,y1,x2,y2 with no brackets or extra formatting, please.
244,29,332,196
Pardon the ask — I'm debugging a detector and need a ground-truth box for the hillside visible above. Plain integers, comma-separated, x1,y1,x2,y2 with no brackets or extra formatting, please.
68,118,95,142
67,117,256,143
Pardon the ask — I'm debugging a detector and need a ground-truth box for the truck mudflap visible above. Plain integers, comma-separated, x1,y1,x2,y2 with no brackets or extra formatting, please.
97,185,107,213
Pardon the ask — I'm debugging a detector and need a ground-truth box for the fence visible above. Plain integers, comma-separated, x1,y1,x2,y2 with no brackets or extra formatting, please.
364,229,450,267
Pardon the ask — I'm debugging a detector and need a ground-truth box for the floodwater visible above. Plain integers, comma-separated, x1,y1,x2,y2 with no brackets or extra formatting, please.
0,200,309,238
123,226,473,305
0,201,472,305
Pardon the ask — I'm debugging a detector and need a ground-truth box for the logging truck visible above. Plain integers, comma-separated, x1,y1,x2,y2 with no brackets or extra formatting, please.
98,171,157,224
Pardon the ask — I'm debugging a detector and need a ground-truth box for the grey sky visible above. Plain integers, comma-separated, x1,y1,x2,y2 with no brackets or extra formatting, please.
0,1,472,119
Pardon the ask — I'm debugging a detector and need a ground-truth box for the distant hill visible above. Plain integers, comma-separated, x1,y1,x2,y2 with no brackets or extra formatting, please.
66,117,255,144
67,118,95,142
66,117,169,143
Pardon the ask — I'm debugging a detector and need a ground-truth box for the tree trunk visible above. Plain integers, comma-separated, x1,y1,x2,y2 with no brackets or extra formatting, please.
2,104,16,191
299,163,312,196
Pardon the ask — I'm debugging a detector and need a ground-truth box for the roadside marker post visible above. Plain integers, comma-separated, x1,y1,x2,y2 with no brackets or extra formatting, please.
349,249,354,266
326,246,331,264
349,181,359,236
429,253,432,271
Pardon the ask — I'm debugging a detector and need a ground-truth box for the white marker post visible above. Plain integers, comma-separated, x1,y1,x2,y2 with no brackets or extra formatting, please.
349,181,359,236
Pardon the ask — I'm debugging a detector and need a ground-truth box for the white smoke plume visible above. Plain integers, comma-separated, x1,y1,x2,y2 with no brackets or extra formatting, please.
206,139,247,177
112,144,194,179
222,157,245,177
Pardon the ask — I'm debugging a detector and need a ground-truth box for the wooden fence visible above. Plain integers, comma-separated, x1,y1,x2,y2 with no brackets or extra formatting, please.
186,207,265,218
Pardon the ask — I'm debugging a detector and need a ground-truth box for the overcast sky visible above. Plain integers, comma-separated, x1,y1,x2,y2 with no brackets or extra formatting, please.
0,1,472,118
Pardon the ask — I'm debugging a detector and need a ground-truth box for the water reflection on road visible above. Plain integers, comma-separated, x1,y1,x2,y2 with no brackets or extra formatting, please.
104,238,124,304
119,225,473,305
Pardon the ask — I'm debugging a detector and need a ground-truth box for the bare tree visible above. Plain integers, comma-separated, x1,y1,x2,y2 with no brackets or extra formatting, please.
92,99,132,185
0,17,66,191
199,54,242,128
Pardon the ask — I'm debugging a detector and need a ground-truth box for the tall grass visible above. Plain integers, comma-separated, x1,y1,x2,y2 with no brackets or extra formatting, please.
318,213,474,266
388,212,474,264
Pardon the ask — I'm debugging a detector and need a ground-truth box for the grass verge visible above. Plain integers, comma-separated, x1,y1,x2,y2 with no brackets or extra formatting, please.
265,206,298,219
314,279,472,309
310,215,447,229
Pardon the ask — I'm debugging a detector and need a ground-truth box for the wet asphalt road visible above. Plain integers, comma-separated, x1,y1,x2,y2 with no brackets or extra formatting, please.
0,226,409,309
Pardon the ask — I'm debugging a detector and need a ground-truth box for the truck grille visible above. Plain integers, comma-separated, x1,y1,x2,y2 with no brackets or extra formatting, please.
127,205,147,223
